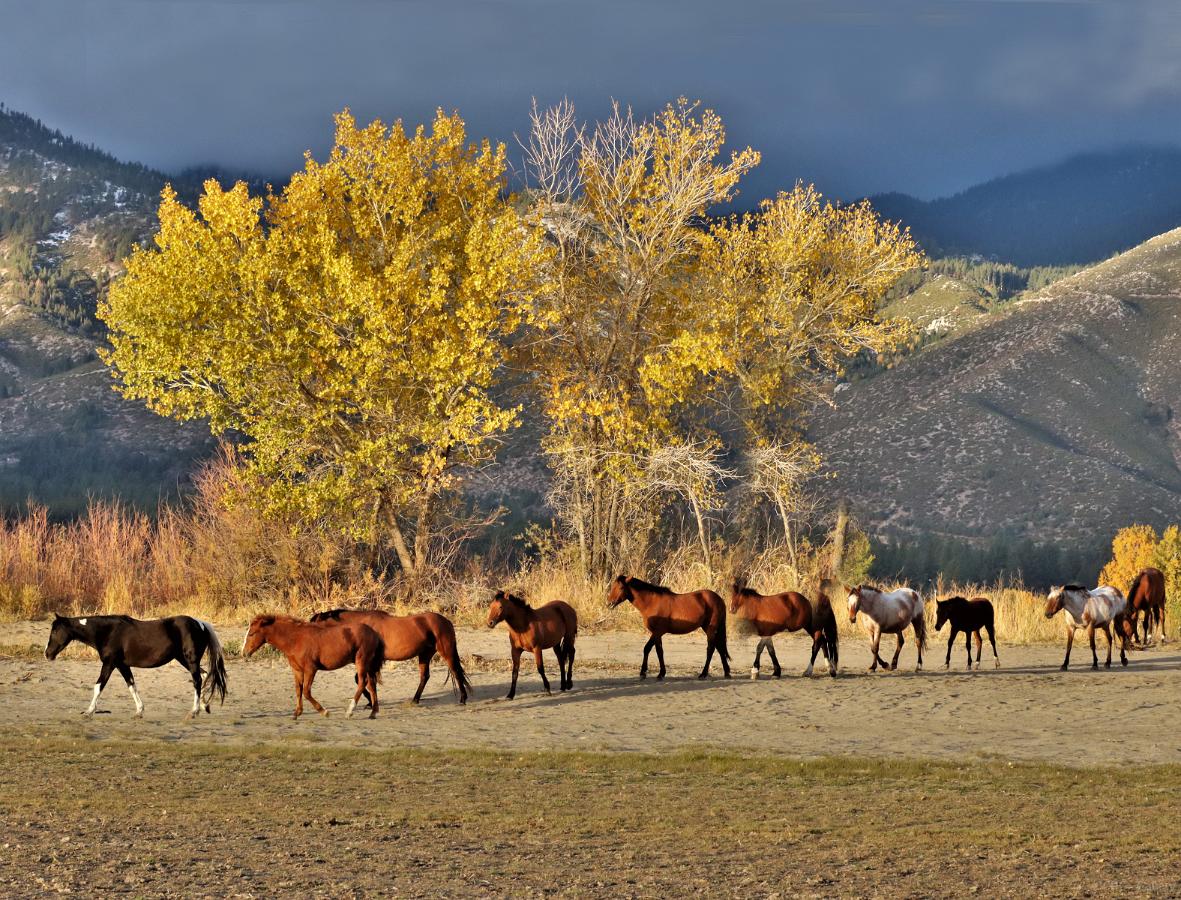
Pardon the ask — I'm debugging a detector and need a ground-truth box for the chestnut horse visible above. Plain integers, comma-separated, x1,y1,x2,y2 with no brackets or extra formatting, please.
1126,568,1167,646
1044,585,1129,670
242,614,383,719
845,585,927,672
728,582,838,678
607,576,730,679
487,591,578,698
310,609,472,705
933,596,999,670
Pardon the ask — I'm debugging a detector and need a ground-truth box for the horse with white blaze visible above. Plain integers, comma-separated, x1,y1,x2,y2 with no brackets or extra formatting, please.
44,614,228,718
845,585,927,672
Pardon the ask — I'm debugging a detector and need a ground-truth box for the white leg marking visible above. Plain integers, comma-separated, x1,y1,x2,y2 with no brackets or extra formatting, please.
803,664,813,677
190,686,201,716
346,698,356,718
128,680,144,717
750,666,759,681
83,682,102,716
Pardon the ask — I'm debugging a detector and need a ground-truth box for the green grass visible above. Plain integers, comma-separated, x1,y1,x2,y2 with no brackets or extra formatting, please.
1,734,1178,896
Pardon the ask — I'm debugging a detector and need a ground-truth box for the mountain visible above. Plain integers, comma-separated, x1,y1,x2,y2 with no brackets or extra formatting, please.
808,227,1181,551
0,105,212,513
871,147,1181,266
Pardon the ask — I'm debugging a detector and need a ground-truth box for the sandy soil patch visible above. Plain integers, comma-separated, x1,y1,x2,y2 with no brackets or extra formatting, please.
2,621,1178,764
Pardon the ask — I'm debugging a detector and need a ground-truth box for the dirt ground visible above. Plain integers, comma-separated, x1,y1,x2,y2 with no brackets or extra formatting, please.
1,619,1179,763
3,620,1181,896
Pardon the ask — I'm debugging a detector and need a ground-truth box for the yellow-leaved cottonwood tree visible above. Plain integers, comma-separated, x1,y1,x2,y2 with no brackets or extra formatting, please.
523,98,922,576
100,110,550,579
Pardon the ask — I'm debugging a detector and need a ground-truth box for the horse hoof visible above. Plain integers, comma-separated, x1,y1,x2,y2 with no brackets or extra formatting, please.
944,663,949,671
723,672,731,679
1121,659,1128,667
368,711,377,720
203,704,211,714
750,667,759,680
656,673,666,681
321,710,330,717
134,711,144,720
81,710,94,718
1059,665,1068,672
639,671,647,680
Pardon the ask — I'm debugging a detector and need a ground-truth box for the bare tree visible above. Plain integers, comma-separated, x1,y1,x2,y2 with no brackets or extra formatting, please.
646,443,735,574
747,443,821,572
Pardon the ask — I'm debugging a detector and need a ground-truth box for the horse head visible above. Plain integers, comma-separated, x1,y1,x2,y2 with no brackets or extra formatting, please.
487,590,509,628
44,613,74,660
607,575,632,608
728,580,748,614
1044,586,1066,618
242,614,275,658
845,585,863,623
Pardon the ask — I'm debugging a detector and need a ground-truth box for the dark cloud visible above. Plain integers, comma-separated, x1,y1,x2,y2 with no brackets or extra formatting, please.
2,0,1180,199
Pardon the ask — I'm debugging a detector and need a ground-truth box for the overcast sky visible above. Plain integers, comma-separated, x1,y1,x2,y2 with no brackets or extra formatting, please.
3,0,1181,200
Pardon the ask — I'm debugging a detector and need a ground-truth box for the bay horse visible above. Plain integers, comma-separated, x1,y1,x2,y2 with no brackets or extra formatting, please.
607,575,730,679
1044,584,1130,670
242,614,383,719
933,596,999,670
1126,568,1167,646
310,608,472,705
487,591,578,698
44,614,227,718
845,585,927,672
728,582,838,678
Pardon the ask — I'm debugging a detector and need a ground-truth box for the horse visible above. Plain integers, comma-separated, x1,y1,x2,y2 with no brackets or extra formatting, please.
1126,568,1167,647
487,591,578,698
242,614,384,719
727,582,838,678
1044,584,1130,670
607,575,731,679
44,613,227,718
933,596,999,670
845,585,927,672
309,608,472,706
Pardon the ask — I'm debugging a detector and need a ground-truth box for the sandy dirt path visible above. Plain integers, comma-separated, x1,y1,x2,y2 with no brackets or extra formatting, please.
2,620,1178,763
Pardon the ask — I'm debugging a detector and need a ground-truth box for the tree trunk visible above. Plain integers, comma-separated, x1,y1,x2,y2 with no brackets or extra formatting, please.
385,508,415,576
412,491,434,578
776,496,798,573
830,498,850,583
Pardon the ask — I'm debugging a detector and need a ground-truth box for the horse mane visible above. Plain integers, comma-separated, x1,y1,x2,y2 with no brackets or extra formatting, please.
1063,584,1089,593
497,592,530,609
625,577,673,594
735,585,760,598
309,608,355,622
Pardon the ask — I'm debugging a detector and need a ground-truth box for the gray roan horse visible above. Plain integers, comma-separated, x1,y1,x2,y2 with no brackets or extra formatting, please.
45,614,228,718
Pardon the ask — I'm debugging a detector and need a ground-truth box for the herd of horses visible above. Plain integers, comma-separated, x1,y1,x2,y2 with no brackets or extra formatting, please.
41,567,1169,719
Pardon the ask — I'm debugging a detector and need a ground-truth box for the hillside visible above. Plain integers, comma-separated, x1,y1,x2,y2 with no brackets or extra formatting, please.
871,147,1181,266
809,228,1181,547
0,107,211,513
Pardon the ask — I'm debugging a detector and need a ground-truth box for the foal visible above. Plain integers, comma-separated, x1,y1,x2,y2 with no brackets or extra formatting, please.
44,614,227,718
934,596,999,670
242,614,384,719
608,576,731,679
1044,585,1129,670
728,582,838,678
487,591,578,698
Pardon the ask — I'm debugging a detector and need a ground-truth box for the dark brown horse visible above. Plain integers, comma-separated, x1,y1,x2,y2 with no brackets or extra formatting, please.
242,614,383,719
1127,568,1167,646
45,614,227,718
487,591,578,698
728,582,838,678
607,575,730,679
310,609,472,705
933,596,999,670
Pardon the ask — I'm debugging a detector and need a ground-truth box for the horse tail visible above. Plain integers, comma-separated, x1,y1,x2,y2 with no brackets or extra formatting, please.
199,621,228,706
912,604,928,653
431,615,473,703
714,598,731,663
818,596,839,673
